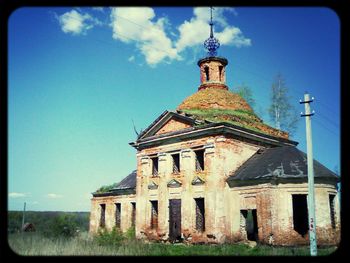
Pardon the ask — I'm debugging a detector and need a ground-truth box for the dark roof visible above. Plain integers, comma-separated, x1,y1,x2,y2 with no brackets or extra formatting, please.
92,170,137,197
227,146,339,185
111,170,137,191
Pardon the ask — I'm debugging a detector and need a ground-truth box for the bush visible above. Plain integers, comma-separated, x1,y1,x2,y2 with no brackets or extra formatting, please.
125,227,136,240
42,214,78,239
94,227,125,246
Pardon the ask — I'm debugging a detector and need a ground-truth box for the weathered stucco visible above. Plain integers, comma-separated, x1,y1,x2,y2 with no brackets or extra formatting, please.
90,127,340,245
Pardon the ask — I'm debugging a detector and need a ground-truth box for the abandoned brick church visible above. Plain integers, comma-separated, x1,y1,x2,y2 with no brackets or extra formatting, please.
89,13,340,246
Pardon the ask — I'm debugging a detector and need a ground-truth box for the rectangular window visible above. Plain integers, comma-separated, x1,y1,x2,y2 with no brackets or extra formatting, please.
131,202,136,227
150,201,158,229
151,157,158,176
195,198,205,232
219,66,223,81
172,153,180,174
100,204,106,228
329,194,336,229
195,149,205,171
292,194,309,236
115,203,121,228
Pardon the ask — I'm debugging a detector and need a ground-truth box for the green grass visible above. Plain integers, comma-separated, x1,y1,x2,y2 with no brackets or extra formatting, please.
8,232,337,256
182,108,259,121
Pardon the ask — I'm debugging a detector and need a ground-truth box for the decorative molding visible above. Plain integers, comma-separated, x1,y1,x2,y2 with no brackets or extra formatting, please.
191,176,205,185
167,179,182,188
158,152,167,162
141,156,149,164
181,149,192,158
204,143,215,149
148,181,158,190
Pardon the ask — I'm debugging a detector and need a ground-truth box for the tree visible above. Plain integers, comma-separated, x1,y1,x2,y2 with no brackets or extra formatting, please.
236,84,256,109
268,74,299,136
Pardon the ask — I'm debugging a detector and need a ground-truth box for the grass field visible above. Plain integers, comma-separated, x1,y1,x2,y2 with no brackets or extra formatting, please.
8,232,337,256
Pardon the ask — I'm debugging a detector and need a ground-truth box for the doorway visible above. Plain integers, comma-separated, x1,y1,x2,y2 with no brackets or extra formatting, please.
169,199,182,242
241,209,258,241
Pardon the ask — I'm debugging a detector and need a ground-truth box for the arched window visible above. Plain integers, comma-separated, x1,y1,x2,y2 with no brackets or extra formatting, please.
204,66,209,81
219,66,223,81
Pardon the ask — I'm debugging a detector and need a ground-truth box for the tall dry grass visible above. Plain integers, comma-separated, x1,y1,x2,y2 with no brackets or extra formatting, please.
8,231,337,256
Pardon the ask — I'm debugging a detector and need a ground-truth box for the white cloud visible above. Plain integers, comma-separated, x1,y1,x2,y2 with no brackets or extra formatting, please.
176,7,251,52
9,192,28,198
110,7,182,66
47,193,63,199
57,9,101,35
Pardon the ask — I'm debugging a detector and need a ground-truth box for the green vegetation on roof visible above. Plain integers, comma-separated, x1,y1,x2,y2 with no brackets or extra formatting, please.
180,108,290,139
181,108,266,134
95,183,118,194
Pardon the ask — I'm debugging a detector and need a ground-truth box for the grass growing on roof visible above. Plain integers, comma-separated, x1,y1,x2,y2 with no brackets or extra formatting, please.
95,183,118,193
181,108,270,135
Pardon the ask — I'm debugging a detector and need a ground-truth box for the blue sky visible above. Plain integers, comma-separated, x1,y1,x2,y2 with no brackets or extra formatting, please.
8,7,340,211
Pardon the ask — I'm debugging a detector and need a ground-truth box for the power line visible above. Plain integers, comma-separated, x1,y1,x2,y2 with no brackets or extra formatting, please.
316,110,339,128
313,118,339,136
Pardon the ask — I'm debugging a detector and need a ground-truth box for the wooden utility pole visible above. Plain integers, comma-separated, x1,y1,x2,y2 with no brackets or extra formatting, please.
300,92,317,256
22,202,26,232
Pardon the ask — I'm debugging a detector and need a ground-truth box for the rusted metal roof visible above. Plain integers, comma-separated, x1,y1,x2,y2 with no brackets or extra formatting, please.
227,146,339,185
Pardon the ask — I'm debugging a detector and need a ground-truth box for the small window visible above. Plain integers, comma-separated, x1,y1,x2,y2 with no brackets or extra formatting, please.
151,157,158,176
204,66,209,81
150,201,158,229
195,198,205,232
219,66,223,81
115,203,121,228
100,204,106,228
172,153,180,174
292,194,309,236
329,194,336,229
131,202,136,227
195,149,205,171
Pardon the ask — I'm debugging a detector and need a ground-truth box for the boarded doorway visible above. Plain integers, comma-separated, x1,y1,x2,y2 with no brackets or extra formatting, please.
241,209,258,241
169,199,181,242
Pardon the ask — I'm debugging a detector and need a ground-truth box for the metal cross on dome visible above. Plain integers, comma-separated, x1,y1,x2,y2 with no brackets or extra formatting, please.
204,6,220,57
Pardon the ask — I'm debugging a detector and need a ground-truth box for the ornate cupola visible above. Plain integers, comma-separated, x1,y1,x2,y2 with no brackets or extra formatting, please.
177,7,289,140
198,7,228,91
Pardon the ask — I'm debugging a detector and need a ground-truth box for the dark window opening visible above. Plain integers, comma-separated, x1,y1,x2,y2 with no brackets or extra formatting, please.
204,66,209,81
100,204,106,228
195,198,205,232
151,157,158,176
115,203,121,228
219,66,223,81
195,149,205,171
150,201,158,229
172,153,180,174
131,202,136,227
241,209,258,241
329,195,336,229
292,194,309,236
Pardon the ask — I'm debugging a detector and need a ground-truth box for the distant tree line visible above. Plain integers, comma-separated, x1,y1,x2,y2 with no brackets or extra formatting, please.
8,211,90,238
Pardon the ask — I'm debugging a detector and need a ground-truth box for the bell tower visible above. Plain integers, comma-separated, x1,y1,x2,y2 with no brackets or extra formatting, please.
197,7,228,91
